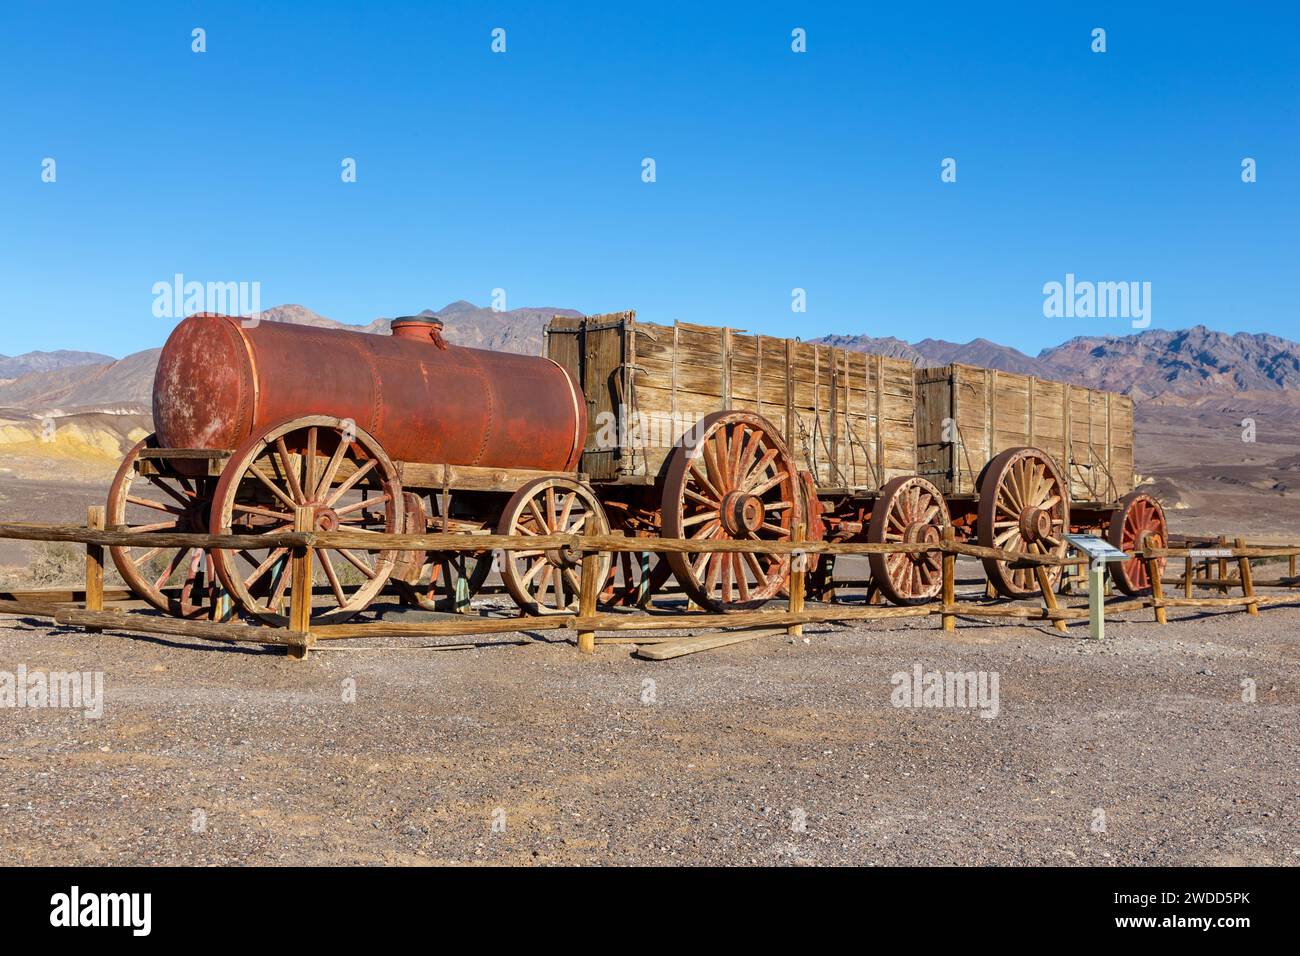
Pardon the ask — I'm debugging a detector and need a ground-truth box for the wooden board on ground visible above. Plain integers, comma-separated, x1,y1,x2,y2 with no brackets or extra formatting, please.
634,626,787,660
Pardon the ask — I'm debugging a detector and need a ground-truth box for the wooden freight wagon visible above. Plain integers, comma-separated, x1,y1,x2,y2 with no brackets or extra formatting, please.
546,311,917,492
546,311,957,610
914,363,1161,598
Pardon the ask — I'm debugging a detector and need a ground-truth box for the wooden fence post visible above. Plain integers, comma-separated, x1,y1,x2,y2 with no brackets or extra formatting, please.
85,506,105,634
1147,547,1167,624
787,525,806,638
288,506,315,659
1235,537,1258,616
1183,556,1193,598
941,526,956,633
576,513,600,654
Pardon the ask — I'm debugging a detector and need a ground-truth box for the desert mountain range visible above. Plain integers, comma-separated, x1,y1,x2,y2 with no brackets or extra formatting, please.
1,304,1297,415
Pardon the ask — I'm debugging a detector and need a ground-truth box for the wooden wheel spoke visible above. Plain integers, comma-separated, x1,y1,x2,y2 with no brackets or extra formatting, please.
336,548,378,579
244,548,288,589
324,459,377,507
741,449,778,491
315,438,351,501
683,509,720,527
334,493,392,517
131,546,165,568
145,476,195,507
275,438,307,504
304,428,319,501
319,550,348,606
688,460,724,503
747,470,790,497
130,520,179,533
126,495,184,516
232,502,294,522
519,556,548,587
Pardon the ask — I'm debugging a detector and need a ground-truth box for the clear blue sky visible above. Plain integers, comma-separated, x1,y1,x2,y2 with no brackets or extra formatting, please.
1,1,1295,358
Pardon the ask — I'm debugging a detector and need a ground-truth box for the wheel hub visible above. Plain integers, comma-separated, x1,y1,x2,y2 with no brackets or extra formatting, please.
1020,507,1051,543
544,545,580,569
903,521,940,560
313,507,341,532
720,491,764,536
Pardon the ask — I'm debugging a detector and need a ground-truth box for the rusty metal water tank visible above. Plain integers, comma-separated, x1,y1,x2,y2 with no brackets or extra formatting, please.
152,312,585,472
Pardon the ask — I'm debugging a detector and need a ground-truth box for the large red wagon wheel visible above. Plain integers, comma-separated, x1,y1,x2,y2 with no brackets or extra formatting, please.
977,447,1071,599
1107,492,1168,595
662,411,802,612
210,415,405,627
107,435,227,619
867,475,950,605
497,476,612,615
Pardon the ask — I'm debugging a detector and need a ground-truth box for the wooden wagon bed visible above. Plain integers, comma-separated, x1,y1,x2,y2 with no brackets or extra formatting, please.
546,311,916,494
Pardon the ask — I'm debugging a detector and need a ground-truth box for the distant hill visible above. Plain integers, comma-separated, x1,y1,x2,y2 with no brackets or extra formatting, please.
1038,326,1300,400
6,309,1298,416
815,325,1300,401
0,349,112,381
253,301,581,354
0,349,160,412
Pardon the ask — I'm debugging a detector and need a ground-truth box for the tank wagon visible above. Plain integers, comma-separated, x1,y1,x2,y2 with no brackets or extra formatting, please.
108,309,1166,626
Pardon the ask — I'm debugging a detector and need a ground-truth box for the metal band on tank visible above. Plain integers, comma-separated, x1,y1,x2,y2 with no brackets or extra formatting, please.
545,356,584,473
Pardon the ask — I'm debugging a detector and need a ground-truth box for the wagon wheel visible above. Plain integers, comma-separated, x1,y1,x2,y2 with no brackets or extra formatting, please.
601,548,672,608
1107,492,1168,596
662,410,802,612
867,475,950,605
977,447,1071,598
398,551,495,613
497,476,611,615
107,435,228,619
209,416,404,627
392,493,494,613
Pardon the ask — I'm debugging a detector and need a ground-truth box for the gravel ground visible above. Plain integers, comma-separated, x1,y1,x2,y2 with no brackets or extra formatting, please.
1,584,1297,867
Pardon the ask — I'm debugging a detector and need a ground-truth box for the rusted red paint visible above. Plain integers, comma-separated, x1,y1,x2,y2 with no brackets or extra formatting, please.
153,313,586,472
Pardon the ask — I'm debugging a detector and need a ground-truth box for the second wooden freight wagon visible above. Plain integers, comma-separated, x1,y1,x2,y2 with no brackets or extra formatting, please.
548,312,1166,607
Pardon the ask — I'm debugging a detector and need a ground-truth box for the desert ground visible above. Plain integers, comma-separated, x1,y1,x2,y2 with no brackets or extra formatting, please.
1,572,1297,866
2,400,1299,866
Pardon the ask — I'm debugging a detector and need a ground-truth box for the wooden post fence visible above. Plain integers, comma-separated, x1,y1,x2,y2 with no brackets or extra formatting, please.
3,520,1300,660
288,506,315,660
1235,537,1258,616
576,513,600,654
85,506,105,634
788,524,806,638
941,525,956,633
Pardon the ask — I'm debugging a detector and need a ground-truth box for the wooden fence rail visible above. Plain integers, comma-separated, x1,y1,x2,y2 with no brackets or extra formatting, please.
1,513,1299,660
